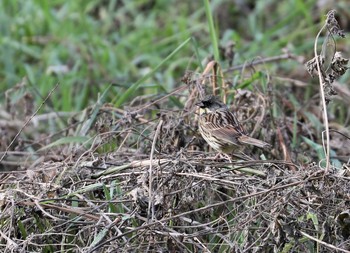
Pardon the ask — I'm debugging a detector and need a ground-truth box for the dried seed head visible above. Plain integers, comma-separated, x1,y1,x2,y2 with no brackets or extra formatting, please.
326,10,345,38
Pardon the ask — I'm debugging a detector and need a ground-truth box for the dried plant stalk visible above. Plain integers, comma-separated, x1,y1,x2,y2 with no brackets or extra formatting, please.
305,10,348,172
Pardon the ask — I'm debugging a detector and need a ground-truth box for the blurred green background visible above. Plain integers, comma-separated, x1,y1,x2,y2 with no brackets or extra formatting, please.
0,0,349,112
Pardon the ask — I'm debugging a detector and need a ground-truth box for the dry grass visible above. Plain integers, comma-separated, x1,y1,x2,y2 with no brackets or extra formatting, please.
1,68,350,252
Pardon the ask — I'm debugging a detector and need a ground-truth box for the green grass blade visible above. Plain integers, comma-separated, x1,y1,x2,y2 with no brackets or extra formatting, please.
203,0,220,61
38,136,90,151
78,84,112,136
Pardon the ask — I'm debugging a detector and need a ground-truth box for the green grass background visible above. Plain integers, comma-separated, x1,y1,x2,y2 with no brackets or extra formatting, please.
0,0,349,115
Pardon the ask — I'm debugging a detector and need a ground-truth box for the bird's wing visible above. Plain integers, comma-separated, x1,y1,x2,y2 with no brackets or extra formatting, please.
207,121,270,148
202,111,246,145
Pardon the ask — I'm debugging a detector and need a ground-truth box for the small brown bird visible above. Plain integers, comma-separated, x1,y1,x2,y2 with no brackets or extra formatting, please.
197,95,270,153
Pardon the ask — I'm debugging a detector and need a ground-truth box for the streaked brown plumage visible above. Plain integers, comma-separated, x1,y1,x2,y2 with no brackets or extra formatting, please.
197,95,270,153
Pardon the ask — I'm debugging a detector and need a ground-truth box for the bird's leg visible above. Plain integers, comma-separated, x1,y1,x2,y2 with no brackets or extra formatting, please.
223,153,233,163
210,152,231,162
211,152,233,163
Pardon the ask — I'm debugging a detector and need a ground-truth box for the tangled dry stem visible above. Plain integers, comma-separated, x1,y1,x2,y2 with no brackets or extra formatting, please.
1,79,350,252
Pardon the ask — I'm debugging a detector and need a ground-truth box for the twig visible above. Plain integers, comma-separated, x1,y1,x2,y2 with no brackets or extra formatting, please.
0,230,18,250
147,119,163,222
223,53,294,73
300,231,350,253
19,201,100,221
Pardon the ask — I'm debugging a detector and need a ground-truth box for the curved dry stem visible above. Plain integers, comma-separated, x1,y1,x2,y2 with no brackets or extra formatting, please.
314,22,331,172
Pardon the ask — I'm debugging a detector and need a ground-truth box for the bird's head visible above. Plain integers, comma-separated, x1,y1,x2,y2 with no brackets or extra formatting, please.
196,95,226,112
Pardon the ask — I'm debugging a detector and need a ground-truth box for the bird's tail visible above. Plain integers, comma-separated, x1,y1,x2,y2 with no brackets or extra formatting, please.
238,136,271,149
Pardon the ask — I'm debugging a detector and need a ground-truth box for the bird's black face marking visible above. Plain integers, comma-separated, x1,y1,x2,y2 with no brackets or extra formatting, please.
197,95,225,110
198,100,211,108
197,95,217,108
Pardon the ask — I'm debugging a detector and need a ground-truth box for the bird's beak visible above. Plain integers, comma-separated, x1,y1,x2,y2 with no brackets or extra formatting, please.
195,101,204,108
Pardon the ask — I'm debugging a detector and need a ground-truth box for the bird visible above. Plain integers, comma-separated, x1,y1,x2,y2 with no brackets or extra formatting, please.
196,95,271,154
